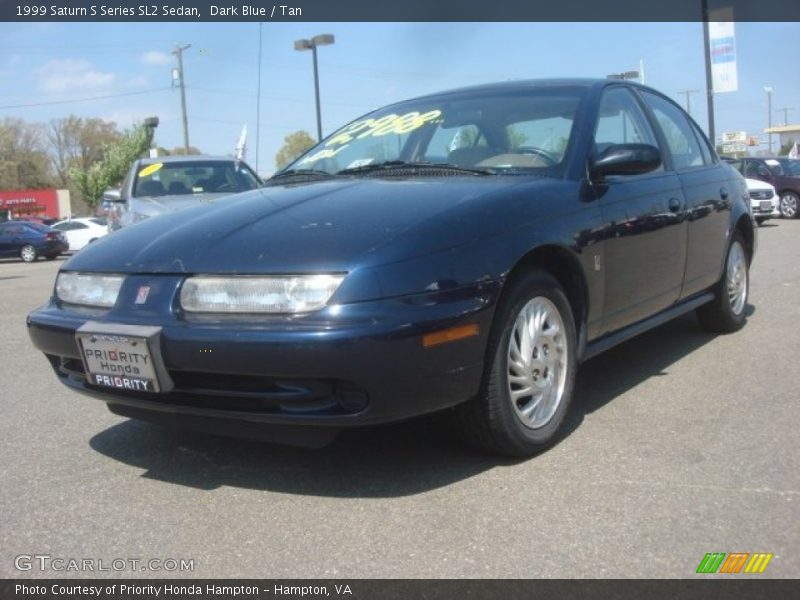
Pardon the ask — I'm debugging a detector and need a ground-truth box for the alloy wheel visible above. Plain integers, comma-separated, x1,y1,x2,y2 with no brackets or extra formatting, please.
506,296,569,429
727,241,747,316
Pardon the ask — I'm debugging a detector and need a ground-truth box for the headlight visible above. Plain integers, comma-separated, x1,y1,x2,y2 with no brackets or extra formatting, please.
56,272,124,308
180,275,345,314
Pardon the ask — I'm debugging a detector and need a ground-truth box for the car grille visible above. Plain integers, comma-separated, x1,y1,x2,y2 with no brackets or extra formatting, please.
50,355,369,415
749,190,772,200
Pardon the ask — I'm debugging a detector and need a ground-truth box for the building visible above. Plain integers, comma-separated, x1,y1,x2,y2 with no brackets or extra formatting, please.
0,189,71,221
764,124,800,152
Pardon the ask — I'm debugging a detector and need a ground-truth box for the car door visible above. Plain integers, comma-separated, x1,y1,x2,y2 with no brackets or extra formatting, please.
638,91,732,299
0,223,11,256
593,86,688,334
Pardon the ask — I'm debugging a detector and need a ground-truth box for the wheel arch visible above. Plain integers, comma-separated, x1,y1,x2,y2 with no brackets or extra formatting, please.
734,213,755,262
502,244,590,351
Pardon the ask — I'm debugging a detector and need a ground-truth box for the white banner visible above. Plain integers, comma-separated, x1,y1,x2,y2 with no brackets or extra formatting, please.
708,17,738,93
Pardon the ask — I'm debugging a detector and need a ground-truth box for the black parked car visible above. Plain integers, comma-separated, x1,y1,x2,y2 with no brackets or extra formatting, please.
727,156,800,219
0,221,68,262
27,79,754,457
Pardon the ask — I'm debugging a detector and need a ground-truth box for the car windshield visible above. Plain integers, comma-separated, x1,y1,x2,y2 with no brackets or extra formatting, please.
282,86,587,177
767,158,800,177
133,160,260,198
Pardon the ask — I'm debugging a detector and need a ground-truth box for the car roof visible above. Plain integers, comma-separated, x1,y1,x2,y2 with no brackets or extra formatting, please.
394,78,658,104
138,155,241,166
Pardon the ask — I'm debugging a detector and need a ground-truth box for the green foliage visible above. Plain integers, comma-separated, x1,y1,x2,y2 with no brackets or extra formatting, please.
275,131,316,169
69,124,152,209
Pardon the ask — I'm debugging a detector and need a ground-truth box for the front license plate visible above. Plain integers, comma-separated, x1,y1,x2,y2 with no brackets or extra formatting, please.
76,322,173,393
760,200,773,211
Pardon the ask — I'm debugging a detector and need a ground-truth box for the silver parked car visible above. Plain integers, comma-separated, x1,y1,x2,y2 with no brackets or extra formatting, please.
105,155,262,229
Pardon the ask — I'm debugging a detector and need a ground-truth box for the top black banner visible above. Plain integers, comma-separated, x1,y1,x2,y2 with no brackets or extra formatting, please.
2,0,800,22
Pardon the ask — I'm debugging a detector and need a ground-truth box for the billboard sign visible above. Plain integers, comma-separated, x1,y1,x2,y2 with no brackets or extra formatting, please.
708,10,738,93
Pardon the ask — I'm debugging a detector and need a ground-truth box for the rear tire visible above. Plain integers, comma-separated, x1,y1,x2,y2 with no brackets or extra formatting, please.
20,244,38,263
454,269,577,457
696,231,749,333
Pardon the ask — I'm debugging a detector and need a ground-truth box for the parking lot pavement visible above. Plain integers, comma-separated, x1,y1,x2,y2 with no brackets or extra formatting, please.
1,221,798,579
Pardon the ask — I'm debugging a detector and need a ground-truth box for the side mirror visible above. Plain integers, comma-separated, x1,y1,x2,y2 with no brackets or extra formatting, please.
590,144,661,179
102,188,123,203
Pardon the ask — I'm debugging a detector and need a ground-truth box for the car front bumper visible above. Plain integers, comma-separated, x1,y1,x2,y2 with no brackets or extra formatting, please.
28,275,500,444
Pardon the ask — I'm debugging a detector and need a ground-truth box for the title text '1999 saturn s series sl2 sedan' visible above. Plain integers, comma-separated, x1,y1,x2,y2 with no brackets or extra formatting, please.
27,79,755,457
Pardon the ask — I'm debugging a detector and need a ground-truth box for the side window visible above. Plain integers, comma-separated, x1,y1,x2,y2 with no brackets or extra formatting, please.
594,87,662,170
728,160,744,174
743,161,761,178
641,92,706,170
690,121,714,165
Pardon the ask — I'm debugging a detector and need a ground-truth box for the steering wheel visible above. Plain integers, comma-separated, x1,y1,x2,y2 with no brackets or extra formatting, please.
516,146,558,166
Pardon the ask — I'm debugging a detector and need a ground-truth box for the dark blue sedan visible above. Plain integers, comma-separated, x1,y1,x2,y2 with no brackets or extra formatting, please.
27,79,754,456
0,221,68,262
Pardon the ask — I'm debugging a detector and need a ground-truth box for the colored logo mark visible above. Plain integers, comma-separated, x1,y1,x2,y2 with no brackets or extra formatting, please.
696,552,773,574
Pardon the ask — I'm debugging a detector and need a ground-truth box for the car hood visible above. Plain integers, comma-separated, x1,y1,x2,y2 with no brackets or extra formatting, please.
130,192,232,216
744,178,774,192
65,177,544,274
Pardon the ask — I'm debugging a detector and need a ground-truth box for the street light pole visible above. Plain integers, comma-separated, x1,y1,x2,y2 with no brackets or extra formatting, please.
701,0,715,147
294,34,335,142
765,87,773,154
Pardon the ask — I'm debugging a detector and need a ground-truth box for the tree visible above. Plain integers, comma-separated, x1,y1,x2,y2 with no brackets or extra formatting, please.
48,116,122,187
69,124,152,210
0,118,54,189
169,146,203,156
275,131,316,169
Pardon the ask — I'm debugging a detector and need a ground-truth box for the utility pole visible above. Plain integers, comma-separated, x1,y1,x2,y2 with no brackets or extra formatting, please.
775,107,795,126
173,44,191,153
678,89,700,115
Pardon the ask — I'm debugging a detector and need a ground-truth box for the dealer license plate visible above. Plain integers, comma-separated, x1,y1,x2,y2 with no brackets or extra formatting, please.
76,322,171,393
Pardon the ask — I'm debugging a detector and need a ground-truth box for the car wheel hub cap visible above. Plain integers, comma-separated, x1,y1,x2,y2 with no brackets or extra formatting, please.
507,296,568,429
727,241,747,316
22,247,34,261
781,194,797,218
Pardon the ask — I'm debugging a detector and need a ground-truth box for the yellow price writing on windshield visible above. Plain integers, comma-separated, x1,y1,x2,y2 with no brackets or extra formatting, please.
325,110,442,147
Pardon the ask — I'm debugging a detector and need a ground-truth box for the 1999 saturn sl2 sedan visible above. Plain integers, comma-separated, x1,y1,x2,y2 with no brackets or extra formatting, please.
27,79,754,457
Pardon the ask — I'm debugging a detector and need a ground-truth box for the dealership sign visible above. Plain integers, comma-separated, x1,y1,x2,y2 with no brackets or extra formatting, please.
708,14,738,93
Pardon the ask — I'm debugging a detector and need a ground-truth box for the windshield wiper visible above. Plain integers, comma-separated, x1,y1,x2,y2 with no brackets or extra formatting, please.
267,168,336,182
336,160,496,176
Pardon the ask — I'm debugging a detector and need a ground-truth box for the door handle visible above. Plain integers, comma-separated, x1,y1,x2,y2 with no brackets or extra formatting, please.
720,187,729,200
668,197,682,213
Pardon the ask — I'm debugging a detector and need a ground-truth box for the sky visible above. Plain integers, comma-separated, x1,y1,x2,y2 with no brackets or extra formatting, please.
0,21,798,176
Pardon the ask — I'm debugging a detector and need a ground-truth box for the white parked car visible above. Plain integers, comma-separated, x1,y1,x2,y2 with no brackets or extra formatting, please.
745,178,779,226
51,217,108,252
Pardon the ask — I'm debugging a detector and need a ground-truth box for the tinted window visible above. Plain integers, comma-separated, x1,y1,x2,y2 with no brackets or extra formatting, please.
641,92,706,170
689,121,714,165
423,125,486,163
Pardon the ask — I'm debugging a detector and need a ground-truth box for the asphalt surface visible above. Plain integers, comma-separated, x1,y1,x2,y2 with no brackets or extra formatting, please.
1,220,798,579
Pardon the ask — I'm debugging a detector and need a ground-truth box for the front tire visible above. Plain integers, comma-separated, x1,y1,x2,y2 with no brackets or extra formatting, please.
696,232,749,333
779,191,799,219
20,244,38,263
454,270,577,457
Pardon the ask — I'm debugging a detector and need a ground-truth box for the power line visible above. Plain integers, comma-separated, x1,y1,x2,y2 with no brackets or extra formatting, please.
0,87,171,110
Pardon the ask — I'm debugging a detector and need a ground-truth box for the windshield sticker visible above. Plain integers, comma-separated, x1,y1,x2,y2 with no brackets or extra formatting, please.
346,158,374,169
192,186,203,193
765,159,780,165
297,144,350,166
138,163,163,178
325,110,442,147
